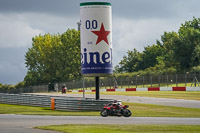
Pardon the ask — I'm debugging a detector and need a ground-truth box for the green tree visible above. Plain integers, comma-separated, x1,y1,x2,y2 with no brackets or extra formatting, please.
172,17,200,70
138,44,163,70
24,29,81,86
115,49,141,73
115,17,200,74
191,45,200,66
158,31,180,70
115,45,163,73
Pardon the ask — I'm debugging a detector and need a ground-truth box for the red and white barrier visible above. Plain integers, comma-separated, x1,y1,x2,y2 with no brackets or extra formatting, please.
69,87,200,92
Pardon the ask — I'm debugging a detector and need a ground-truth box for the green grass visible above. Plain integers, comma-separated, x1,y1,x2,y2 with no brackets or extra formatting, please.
36,124,200,133
0,104,99,116
126,102,200,117
1,103,200,117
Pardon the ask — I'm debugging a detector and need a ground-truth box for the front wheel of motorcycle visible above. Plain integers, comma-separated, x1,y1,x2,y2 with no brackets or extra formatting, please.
123,109,132,117
100,110,109,117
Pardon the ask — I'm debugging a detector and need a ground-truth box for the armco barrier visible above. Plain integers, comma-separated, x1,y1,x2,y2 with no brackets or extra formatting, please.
0,93,113,111
0,93,51,107
53,98,114,111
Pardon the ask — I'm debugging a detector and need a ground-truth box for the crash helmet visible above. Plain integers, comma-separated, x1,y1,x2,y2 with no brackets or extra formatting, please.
113,100,118,103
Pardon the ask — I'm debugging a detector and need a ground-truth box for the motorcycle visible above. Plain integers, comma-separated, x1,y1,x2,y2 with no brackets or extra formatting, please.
100,101,132,117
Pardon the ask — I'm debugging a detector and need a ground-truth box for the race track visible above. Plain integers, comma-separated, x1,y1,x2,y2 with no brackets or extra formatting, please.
1,93,200,133
35,93,200,108
0,114,200,133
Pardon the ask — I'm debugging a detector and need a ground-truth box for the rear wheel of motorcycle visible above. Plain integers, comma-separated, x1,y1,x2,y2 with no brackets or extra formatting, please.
123,109,132,117
100,110,108,117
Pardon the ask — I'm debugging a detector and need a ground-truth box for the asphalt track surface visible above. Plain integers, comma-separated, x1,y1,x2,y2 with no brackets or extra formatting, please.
1,93,200,133
1,114,200,133
38,93,200,109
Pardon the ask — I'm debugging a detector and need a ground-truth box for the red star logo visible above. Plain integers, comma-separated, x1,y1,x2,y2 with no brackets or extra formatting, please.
91,23,111,45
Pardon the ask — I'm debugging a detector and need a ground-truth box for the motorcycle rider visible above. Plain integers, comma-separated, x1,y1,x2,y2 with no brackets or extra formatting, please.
112,100,121,108
62,84,67,94
111,100,122,115
100,100,132,117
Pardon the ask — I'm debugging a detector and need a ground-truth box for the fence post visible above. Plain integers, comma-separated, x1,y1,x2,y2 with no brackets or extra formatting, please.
72,81,74,90
136,76,137,88
96,77,100,100
194,73,197,87
121,77,122,88
159,75,160,87
151,75,152,87
185,72,189,87
167,75,168,87
143,76,144,87
176,74,178,87
128,77,129,88
136,75,139,88
83,77,85,99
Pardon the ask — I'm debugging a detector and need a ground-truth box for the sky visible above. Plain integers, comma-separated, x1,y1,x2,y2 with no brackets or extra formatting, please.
0,0,200,84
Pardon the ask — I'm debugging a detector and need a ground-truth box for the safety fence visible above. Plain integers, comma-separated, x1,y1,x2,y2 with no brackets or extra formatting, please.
60,73,200,90
1,73,199,93
0,93,113,111
49,73,200,92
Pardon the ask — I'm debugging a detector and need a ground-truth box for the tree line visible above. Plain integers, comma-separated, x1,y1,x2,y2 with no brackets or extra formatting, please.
1,17,200,88
24,29,81,86
115,17,200,76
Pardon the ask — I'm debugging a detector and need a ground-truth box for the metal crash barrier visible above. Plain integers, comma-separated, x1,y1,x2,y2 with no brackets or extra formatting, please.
52,98,113,111
0,93,113,111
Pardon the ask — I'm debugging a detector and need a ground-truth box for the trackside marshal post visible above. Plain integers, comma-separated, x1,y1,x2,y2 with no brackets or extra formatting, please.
80,2,112,100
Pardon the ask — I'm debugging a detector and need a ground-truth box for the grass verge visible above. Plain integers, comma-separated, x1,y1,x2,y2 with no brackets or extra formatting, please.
36,124,200,133
1,103,200,117
0,104,99,116
76,91,200,100
126,102,200,117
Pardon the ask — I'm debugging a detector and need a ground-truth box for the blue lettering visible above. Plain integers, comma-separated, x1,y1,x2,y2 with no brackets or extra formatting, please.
89,52,100,64
81,48,112,65
102,52,110,63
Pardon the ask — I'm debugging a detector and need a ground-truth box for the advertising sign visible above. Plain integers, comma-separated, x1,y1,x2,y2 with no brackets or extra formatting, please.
80,2,112,77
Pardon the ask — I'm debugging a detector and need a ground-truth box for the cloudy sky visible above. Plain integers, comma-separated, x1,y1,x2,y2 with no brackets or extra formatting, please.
0,0,200,84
